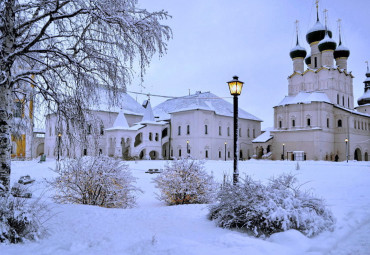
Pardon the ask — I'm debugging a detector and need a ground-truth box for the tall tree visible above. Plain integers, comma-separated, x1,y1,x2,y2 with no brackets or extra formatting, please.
0,0,171,195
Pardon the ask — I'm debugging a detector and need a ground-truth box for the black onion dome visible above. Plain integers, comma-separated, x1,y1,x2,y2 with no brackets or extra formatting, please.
305,54,311,65
357,69,370,105
290,44,307,59
334,36,350,59
318,33,337,52
306,21,333,44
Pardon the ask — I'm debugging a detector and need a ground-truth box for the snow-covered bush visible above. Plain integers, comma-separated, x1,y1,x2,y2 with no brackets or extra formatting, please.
51,156,140,208
154,158,217,205
0,193,48,243
208,173,335,238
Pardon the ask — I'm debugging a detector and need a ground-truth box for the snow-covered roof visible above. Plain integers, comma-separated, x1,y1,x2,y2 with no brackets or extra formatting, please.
358,90,370,101
318,33,336,45
290,45,306,52
153,91,262,121
91,87,145,116
276,92,331,106
336,44,349,51
141,100,155,122
105,110,129,131
252,127,274,143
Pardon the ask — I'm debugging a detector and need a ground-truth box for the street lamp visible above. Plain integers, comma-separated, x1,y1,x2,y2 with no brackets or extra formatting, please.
186,140,190,156
224,142,227,161
227,75,244,184
282,143,285,160
345,138,348,163
57,133,62,161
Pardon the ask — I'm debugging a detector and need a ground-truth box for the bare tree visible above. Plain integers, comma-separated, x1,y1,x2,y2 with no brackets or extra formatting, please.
0,0,171,195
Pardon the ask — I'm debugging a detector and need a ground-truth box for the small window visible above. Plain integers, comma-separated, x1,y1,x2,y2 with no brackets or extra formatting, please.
348,98,350,108
187,125,190,135
83,149,87,156
240,150,243,159
279,121,282,128
171,149,173,157
99,149,102,155
219,151,221,158
292,119,295,127
314,57,317,68
354,120,357,129
338,119,342,127
337,94,339,104
327,118,330,128
248,128,250,137
307,118,311,126
205,150,209,158
239,128,242,137
100,125,104,135
149,132,153,141
228,151,230,158
155,133,159,141
178,126,181,136
13,101,23,118
342,96,344,106
87,124,92,135
227,127,230,136
179,149,181,157
253,129,255,138
219,126,222,136
205,125,208,135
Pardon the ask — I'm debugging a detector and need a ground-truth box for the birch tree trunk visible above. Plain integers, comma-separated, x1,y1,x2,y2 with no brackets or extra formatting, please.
0,0,15,195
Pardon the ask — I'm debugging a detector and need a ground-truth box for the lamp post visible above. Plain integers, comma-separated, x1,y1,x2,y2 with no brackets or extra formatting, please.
345,138,348,163
282,143,285,160
57,133,62,162
227,76,244,185
224,142,227,161
186,140,190,156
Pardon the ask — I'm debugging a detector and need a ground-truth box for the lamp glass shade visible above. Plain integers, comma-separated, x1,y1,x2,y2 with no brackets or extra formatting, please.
227,76,244,95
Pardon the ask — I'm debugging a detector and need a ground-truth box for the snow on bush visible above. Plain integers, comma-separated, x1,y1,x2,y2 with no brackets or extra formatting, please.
0,193,48,243
208,173,335,238
50,156,140,208
154,158,218,205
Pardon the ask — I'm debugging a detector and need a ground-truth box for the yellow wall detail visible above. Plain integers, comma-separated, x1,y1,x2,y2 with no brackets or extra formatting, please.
11,134,26,158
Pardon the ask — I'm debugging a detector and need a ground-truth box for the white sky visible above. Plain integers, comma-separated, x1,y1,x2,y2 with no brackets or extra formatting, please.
132,0,370,129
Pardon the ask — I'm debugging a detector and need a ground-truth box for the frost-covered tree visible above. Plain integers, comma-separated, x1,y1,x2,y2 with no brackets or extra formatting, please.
154,158,218,205
50,156,140,208
0,0,171,195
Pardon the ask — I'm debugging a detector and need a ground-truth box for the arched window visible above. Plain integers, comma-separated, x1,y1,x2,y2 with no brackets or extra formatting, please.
149,132,153,141
205,150,209,158
292,119,296,127
307,118,311,126
338,119,342,127
327,118,330,128
279,121,282,128
178,126,181,136
155,133,159,141
178,149,182,157
205,125,208,135
337,94,339,104
227,127,230,136
187,125,190,135
219,126,222,136
342,96,344,106
100,125,104,135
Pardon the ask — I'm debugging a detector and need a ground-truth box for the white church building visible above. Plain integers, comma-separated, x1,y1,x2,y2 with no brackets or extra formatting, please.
252,4,370,161
44,90,262,160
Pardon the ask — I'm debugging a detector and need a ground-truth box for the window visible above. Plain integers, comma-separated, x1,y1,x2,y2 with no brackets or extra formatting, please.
354,120,357,129
292,119,295,127
279,121,282,128
348,98,350,108
83,149,87,156
187,125,190,135
99,149,102,155
228,151,230,158
338,119,342,127
314,57,317,68
14,101,23,118
87,124,92,135
342,96,344,106
179,149,181,157
219,126,222,136
155,133,159,141
100,125,104,135
219,151,221,158
205,125,208,135
307,118,311,126
149,132,153,141
227,127,230,136
162,128,168,138
253,129,255,138
205,150,208,158
171,149,173,157
327,118,330,128
248,128,250,137
240,150,243,159
239,128,241,137
337,94,339,104
178,126,181,136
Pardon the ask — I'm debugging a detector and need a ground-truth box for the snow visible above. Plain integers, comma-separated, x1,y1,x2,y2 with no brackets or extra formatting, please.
358,89,370,101
253,127,274,143
290,45,306,53
2,159,370,255
335,44,349,52
141,100,155,122
307,21,325,34
276,92,331,106
106,110,130,130
318,33,336,45
153,91,262,122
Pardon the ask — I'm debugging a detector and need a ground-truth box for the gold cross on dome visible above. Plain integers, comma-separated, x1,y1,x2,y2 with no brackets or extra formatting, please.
323,9,328,26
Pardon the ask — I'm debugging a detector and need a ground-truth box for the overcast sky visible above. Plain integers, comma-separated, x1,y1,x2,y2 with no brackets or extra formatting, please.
132,0,370,129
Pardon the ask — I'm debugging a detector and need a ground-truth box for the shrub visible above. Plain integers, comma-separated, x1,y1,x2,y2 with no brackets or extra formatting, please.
154,158,217,205
50,156,140,208
208,173,335,238
0,193,48,243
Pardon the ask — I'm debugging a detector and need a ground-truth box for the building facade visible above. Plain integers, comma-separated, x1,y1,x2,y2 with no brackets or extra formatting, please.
253,4,370,161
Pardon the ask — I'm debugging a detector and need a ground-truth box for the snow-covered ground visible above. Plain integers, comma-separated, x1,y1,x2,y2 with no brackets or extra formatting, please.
2,159,370,255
